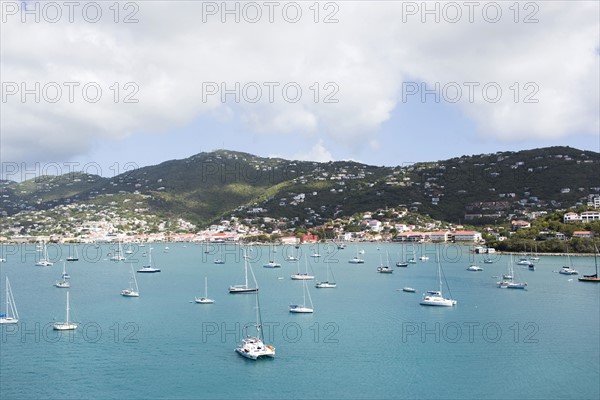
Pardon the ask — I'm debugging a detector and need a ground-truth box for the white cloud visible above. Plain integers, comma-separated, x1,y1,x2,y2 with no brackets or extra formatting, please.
1,1,598,163
292,139,333,163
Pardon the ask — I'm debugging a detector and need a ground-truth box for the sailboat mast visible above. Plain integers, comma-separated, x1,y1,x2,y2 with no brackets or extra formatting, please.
4,277,8,316
255,291,264,342
204,276,208,298
244,256,249,288
66,291,70,324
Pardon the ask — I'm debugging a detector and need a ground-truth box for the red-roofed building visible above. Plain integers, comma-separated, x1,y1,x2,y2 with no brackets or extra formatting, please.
429,231,451,242
573,231,594,238
301,234,319,243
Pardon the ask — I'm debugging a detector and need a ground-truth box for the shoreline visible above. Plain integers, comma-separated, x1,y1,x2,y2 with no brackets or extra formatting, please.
494,251,597,257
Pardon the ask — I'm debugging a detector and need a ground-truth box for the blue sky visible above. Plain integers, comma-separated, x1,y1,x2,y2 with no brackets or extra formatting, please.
2,1,599,179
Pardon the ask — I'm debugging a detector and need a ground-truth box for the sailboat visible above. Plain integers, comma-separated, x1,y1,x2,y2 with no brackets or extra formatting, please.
214,245,225,264
579,244,600,282
53,291,78,330
559,249,579,275
55,262,70,288
195,276,215,304
407,248,417,264
235,290,275,359
289,278,314,313
377,252,393,273
229,251,258,293
498,256,528,289
286,247,299,262
291,256,315,280
137,246,161,273
529,243,540,261
420,253,457,307
66,245,79,262
121,264,140,297
316,261,336,288
0,277,19,324
35,241,53,266
348,244,365,264
263,244,281,268
125,244,134,255
61,261,70,279
396,251,409,267
110,239,126,261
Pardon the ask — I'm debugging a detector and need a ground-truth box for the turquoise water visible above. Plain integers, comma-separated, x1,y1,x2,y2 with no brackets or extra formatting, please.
1,243,598,399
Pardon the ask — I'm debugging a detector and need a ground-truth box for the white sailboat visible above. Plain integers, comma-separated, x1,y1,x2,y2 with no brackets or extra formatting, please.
54,262,71,288
121,264,140,297
498,255,527,289
137,246,161,273
316,261,336,288
559,250,579,275
289,278,314,313
213,245,225,264
420,254,457,307
195,276,215,304
407,248,417,264
348,244,365,264
66,245,79,262
235,290,275,360
291,256,315,280
61,261,70,279
125,244,134,255
35,241,53,266
263,244,281,268
377,252,393,273
110,239,126,261
53,291,78,331
0,277,19,324
229,251,258,293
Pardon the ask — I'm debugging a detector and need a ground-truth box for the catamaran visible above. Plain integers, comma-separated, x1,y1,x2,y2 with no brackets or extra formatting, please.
0,277,19,324
235,290,275,360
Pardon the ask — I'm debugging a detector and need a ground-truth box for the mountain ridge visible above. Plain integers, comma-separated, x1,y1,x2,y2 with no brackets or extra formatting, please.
1,146,598,232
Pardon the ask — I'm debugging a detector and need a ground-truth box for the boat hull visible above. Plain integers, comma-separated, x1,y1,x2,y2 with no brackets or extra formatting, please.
195,298,215,304
53,323,78,331
289,306,314,313
315,282,336,288
228,287,258,293
291,274,314,280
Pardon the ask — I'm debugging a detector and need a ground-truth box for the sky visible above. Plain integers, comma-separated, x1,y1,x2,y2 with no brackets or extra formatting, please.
1,1,599,181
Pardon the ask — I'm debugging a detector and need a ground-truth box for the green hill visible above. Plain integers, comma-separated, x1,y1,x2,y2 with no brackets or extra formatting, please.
1,146,598,230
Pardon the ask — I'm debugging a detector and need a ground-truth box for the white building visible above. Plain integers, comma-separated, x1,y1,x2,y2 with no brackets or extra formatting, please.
580,211,600,222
